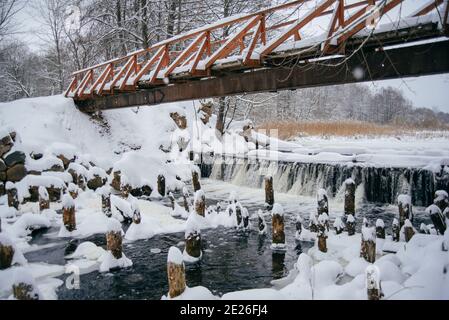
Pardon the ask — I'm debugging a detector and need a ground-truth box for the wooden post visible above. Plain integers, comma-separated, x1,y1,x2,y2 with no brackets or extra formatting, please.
121,183,132,198
185,224,202,261
317,213,328,253
434,190,449,213
426,204,446,235
403,219,415,242
168,192,175,210
366,265,382,301
264,176,274,209
398,194,412,229
236,205,242,226
38,186,50,212
333,216,344,235
167,246,186,298
346,214,355,236
194,190,205,217
242,208,249,229
62,194,76,232
344,179,355,216
271,203,285,249
106,220,123,259
6,183,19,210
78,175,86,191
192,170,201,192
0,235,14,270
102,192,112,217
68,183,78,199
157,174,166,197
317,188,329,216
392,218,400,242
309,212,318,233
360,226,376,263
375,218,385,239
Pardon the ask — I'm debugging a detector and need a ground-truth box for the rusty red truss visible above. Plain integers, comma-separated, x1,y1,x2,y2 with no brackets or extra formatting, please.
65,0,449,103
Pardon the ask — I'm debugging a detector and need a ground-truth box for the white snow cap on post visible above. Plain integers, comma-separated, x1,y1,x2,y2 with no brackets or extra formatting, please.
333,216,344,228
435,190,448,200
426,204,442,215
168,246,184,265
38,186,49,200
271,203,284,216
62,194,75,209
362,226,376,241
107,218,122,233
194,189,205,202
344,178,355,185
365,265,381,290
5,181,15,190
346,214,355,223
376,219,384,228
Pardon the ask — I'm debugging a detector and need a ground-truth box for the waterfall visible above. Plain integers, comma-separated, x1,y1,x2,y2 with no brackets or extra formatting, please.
200,156,449,206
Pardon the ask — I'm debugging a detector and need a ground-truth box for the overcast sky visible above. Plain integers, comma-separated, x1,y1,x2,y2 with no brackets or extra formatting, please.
10,2,449,113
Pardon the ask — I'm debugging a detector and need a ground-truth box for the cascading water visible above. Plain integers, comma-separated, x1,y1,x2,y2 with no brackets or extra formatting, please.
200,156,449,206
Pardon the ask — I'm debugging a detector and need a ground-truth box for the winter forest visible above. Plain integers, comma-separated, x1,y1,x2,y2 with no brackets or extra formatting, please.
0,0,449,305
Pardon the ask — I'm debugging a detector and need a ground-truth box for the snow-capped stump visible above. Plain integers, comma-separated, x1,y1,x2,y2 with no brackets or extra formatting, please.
258,210,267,235
236,205,242,226
0,234,14,270
86,166,107,191
333,216,345,235
12,268,41,300
434,190,449,213
192,170,201,192
317,188,329,216
344,178,356,216
120,175,132,198
38,186,50,212
365,265,383,301
398,194,412,228
184,216,202,262
182,186,190,213
317,213,328,253
242,207,249,229
194,190,206,217
110,170,121,191
401,219,415,243
157,174,166,197
376,219,385,239
271,203,286,250
392,218,400,242
346,214,355,236
100,189,112,218
106,219,123,259
167,246,186,298
426,204,446,235
6,182,19,209
67,183,78,199
62,194,76,232
360,225,376,263
309,211,318,233
264,176,274,209
170,112,187,129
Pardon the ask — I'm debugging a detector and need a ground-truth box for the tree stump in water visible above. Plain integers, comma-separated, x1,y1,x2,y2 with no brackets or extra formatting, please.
157,174,166,197
194,190,205,217
434,190,449,213
376,219,385,239
185,231,202,259
167,247,186,298
392,218,400,242
192,170,201,192
182,187,190,213
403,220,415,242
107,230,123,259
398,194,412,229
62,195,76,232
236,206,242,226
426,204,446,235
264,176,274,210
6,184,19,210
271,204,285,247
360,226,376,263
38,186,50,212
317,220,327,253
344,179,355,216
258,211,267,235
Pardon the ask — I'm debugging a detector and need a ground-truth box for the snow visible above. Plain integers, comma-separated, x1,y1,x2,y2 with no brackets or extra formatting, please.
8,213,51,238
45,142,77,160
62,194,75,209
398,194,412,205
168,246,184,265
376,219,385,228
362,226,376,241
66,241,106,261
14,175,65,202
26,156,63,172
162,285,216,300
38,186,49,200
426,204,441,215
271,203,284,216
107,218,122,233
99,252,132,273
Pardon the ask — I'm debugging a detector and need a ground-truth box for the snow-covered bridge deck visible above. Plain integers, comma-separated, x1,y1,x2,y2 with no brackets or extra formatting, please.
65,0,449,112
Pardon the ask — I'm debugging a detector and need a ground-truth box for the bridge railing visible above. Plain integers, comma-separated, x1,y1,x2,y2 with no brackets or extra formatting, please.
65,0,448,101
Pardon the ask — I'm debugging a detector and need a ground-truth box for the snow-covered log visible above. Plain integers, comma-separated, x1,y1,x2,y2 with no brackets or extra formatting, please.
317,213,328,253
365,265,382,300
12,268,41,300
401,219,416,243
167,246,186,299
376,219,385,239
106,219,123,259
38,186,49,212
317,188,329,216
360,225,376,263
0,234,14,270
398,194,412,228
194,190,206,217
271,203,285,250
184,215,202,262
62,194,76,232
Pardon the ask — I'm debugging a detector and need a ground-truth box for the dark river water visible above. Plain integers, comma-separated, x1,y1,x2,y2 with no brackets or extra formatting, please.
23,185,431,300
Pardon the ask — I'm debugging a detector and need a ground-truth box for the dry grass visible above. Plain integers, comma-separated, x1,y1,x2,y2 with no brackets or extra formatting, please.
256,120,430,140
